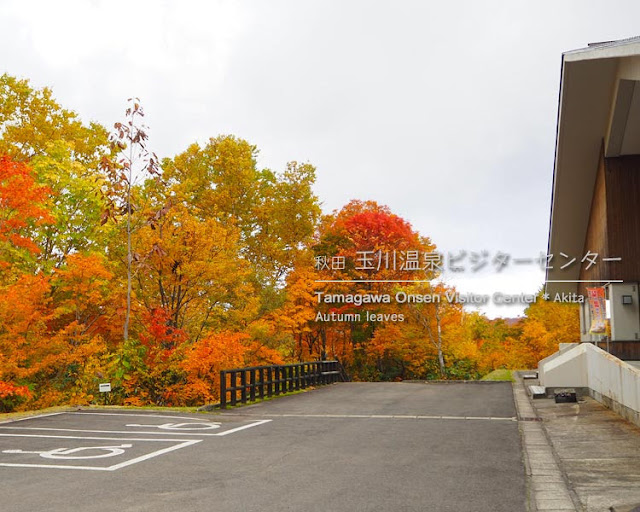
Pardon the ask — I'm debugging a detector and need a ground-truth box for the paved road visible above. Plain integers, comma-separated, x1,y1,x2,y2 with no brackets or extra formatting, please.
0,382,526,512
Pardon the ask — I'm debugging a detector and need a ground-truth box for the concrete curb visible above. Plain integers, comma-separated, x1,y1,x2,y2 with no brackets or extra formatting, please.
197,403,220,412
512,372,582,512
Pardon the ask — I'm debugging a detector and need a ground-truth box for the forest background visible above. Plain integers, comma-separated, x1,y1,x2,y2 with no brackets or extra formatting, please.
0,75,579,412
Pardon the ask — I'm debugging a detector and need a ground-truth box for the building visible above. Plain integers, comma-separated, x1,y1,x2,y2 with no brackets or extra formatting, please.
546,36,640,359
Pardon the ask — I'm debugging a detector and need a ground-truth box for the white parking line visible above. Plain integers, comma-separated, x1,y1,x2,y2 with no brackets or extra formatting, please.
0,412,65,425
0,433,200,471
214,419,272,436
0,412,273,472
69,412,210,421
218,413,517,421
0,419,273,436
0,433,196,442
106,440,201,471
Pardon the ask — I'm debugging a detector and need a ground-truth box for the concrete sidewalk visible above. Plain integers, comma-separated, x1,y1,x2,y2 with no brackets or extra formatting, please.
516,372,640,511
513,374,580,511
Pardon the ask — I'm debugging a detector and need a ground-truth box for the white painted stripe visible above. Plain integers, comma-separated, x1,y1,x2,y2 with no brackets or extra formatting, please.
0,462,111,471
104,440,201,471
0,439,201,471
0,412,65,425
0,420,272,437
69,412,205,421
219,413,516,421
0,427,220,437
0,433,193,442
213,419,272,436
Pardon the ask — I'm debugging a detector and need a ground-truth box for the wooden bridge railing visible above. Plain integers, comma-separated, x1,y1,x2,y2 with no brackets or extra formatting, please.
220,361,343,409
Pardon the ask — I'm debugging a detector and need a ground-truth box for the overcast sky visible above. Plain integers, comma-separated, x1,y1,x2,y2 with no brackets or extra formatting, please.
2,0,639,317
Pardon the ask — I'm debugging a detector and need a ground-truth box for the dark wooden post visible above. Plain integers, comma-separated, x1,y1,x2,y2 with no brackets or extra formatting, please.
250,368,256,402
294,364,300,391
240,370,247,404
230,371,237,406
259,367,265,399
220,370,227,409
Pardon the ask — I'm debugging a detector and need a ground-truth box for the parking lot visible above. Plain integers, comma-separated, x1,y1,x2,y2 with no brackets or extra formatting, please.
0,382,526,512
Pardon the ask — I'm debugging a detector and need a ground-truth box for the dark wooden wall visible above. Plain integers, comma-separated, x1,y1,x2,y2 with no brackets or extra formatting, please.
605,154,640,282
595,341,640,360
578,145,640,350
578,147,610,297
579,146,640,296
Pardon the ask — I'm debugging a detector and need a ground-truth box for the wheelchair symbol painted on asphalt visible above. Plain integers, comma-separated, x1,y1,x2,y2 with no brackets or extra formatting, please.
2,444,133,460
125,422,222,431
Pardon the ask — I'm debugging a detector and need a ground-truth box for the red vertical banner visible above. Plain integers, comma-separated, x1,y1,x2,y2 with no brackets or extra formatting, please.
587,287,607,334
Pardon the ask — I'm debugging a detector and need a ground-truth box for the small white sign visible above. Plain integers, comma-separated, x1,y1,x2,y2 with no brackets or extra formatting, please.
99,383,111,393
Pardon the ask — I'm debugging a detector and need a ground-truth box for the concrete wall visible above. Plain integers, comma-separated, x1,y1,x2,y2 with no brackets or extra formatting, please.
538,344,588,388
537,343,579,385
585,344,640,425
609,282,640,341
539,343,640,427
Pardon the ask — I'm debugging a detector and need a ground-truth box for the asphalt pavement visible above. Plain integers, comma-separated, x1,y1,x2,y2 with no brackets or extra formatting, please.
0,382,526,512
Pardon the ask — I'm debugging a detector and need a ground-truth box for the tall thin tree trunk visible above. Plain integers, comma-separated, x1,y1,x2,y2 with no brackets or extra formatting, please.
124,152,133,341
436,311,445,378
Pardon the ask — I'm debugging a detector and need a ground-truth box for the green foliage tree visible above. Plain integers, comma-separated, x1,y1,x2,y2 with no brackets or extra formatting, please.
0,74,111,273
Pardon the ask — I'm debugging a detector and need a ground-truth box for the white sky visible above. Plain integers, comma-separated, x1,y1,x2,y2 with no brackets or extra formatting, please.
2,0,639,317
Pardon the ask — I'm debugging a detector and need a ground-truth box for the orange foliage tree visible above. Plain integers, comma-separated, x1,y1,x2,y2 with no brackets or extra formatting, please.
0,156,52,274
180,331,283,406
0,76,585,413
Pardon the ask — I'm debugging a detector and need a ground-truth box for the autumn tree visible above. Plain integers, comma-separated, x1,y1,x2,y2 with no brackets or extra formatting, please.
162,137,321,301
504,292,579,368
401,282,463,378
306,200,437,377
0,75,111,272
0,74,109,165
0,274,53,408
180,330,282,406
49,253,116,343
267,255,324,360
101,98,160,341
132,201,256,339
0,73,588,412
30,143,109,271
0,156,52,276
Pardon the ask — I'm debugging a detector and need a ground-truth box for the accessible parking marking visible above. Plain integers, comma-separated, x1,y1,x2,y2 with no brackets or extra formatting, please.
0,433,200,471
0,412,272,436
0,411,273,472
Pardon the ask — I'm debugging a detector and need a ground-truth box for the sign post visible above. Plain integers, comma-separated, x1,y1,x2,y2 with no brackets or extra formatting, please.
99,382,112,405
